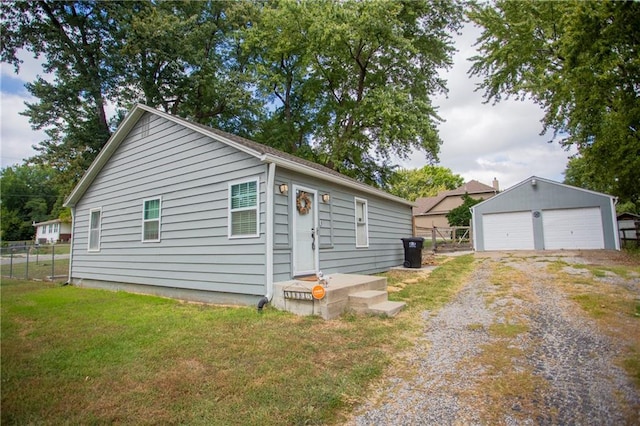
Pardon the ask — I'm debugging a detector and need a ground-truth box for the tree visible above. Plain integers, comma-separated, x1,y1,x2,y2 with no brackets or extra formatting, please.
386,165,464,201
1,1,128,194
469,1,640,205
2,1,465,190
0,164,60,241
118,1,263,135
0,1,262,192
446,193,482,227
248,0,465,185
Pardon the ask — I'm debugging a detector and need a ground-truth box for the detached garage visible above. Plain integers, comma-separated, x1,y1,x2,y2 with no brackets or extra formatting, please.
472,176,619,251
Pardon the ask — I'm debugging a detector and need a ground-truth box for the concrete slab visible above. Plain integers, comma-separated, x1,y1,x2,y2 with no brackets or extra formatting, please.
349,290,388,312
272,273,388,320
368,301,406,317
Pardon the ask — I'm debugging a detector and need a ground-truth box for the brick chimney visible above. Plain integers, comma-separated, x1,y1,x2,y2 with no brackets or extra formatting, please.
492,177,499,191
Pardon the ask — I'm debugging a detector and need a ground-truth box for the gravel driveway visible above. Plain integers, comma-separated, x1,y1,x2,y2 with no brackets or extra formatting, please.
349,251,640,425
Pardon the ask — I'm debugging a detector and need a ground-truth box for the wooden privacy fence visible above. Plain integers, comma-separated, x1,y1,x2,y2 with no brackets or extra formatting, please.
619,221,640,248
415,226,472,252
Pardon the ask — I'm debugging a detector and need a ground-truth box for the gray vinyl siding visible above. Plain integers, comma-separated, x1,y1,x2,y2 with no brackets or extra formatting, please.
472,178,618,251
273,169,411,281
71,112,268,295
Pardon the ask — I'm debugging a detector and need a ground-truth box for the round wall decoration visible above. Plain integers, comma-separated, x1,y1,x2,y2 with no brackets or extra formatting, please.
296,192,311,215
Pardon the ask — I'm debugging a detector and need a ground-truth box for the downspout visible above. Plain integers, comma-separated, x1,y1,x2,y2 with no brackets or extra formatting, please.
470,206,477,251
258,161,276,311
65,207,76,285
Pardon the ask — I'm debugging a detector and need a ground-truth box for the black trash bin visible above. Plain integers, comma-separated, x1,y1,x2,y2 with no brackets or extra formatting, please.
401,237,424,268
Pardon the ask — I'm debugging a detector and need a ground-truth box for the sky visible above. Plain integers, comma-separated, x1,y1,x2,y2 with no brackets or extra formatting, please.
0,24,575,191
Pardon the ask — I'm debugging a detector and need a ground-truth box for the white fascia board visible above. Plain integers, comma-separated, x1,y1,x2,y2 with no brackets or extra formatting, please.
261,154,415,207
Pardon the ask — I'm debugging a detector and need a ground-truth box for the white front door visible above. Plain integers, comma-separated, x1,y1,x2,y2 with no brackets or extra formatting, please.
292,186,318,276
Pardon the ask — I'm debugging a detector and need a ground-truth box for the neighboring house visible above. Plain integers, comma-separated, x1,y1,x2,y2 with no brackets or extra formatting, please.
63,104,414,306
471,176,619,251
33,219,72,243
413,179,499,230
617,212,639,242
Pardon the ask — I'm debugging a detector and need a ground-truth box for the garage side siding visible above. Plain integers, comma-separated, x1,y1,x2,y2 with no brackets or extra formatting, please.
70,112,268,296
473,178,618,251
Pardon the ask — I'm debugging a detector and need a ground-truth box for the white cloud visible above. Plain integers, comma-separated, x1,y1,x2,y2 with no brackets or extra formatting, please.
0,50,51,84
1,49,51,169
0,93,46,168
400,24,576,191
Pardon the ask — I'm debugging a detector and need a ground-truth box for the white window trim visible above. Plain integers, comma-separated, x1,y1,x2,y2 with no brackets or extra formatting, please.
142,196,162,243
354,197,369,248
228,177,260,239
88,207,102,252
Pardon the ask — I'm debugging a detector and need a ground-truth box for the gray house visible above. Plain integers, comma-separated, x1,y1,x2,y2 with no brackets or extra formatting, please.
471,176,619,251
64,104,413,307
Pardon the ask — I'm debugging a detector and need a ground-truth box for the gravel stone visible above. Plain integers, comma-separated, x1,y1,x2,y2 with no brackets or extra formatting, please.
348,253,640,425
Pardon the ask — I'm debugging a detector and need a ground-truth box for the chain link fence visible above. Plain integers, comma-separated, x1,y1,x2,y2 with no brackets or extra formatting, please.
1,242,70,281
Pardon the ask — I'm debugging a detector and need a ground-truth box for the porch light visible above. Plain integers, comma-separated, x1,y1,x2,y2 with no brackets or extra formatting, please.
322,193,331,203
279,183,289,194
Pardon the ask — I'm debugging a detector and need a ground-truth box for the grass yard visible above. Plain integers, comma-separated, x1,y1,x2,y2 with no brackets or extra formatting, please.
1,259,69,282
1,255,475,425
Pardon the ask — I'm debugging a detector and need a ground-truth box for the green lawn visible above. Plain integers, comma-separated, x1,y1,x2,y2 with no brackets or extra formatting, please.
1,259,69,281
1,256,475,425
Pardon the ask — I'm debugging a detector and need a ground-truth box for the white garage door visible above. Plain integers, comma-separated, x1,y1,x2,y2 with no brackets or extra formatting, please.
482,211,534,250
543,207,604,249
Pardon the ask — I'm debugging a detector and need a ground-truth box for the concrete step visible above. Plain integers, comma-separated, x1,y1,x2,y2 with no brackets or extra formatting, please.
349,290,389,313
367,301,406,317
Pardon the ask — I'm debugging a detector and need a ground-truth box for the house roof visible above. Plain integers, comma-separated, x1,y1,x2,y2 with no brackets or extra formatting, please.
33,218,63,226
65,104,414,207
413,180,497,215
471,176,617,212
617,212,640,220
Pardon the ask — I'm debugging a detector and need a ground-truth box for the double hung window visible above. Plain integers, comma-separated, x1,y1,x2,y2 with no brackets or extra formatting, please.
88,208,102,251
229,178,259,238
142,197,161,242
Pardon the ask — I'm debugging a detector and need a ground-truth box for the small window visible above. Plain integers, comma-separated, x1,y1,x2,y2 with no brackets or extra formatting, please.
142,197,161,242
229,178,259,238
355,198,369,247
88,209,102,252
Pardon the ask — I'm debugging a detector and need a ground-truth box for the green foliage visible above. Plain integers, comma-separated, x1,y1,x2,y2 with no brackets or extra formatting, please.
248,0,465,185
469,1,640,205
0,165,60,241
446,193,483,226
615,200,638,215
386,165,464,201
1,0,465,200
1,1,118,192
